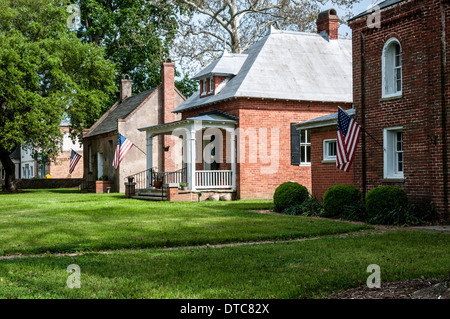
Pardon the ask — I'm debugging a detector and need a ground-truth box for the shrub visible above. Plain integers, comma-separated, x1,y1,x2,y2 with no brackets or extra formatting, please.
322,185,362,217
367,201,436,226
283,196,323,216
365,186,408,224
273,182,309,213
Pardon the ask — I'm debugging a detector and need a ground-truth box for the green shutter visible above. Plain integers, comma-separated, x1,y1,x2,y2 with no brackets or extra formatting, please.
291,124,301,165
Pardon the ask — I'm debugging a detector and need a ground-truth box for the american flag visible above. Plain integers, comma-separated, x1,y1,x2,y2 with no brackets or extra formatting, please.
337,107,361,172
113,133,134,169
69,149,82,174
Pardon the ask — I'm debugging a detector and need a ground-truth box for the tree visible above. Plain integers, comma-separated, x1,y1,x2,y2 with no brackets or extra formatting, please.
174,0,361,73
0,0,117,191
76,0,194,97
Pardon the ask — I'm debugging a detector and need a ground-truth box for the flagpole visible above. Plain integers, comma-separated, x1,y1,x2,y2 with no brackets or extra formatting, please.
133,145,146,155
361,127,386,152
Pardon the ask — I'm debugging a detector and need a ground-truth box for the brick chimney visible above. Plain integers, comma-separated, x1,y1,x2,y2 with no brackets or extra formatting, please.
161,60,176,124
120,74,132,101
161,60,178,173
317,9,340,40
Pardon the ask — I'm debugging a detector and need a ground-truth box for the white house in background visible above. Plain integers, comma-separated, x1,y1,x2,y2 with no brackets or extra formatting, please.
21,145,36,179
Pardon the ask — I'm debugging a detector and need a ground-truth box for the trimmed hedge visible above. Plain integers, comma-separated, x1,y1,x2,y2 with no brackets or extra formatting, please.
365,186,408,224
273,182,309,213
322,185,362,217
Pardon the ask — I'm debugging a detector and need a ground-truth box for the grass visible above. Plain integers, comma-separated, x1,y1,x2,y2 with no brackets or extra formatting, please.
0,189,370,256
0,231,448,299
0,189,448,299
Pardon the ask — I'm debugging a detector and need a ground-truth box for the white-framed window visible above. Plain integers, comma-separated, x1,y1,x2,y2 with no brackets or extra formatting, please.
384,127,404,179
203,78,208,94
209,77,214,93
382,38,402,98
300,129,311,166
323,139,337,162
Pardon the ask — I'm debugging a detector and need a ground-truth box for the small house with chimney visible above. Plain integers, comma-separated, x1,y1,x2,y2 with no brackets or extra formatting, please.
136,9,353,201
82,62,185,193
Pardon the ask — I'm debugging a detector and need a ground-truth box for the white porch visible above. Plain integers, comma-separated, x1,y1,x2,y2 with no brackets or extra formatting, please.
137,112,237,191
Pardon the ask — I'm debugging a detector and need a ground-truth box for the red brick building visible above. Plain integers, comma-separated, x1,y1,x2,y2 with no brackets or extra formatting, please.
138,10,353,200
297,0,449,218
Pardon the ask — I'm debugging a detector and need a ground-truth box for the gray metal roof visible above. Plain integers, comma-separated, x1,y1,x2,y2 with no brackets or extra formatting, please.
295,108,355,130
193,51,248,80
174,28,352,113
349,0,405,21
86,88,157,137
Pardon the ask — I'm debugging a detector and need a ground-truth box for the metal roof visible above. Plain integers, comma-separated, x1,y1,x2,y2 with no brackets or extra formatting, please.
349,0,405,21
295,108,355,130
174,28,352,113
86,88,157,137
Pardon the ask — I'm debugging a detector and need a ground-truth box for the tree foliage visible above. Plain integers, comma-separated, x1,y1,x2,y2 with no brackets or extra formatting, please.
76,0,194,97
174,0,362,73
0,0,117,190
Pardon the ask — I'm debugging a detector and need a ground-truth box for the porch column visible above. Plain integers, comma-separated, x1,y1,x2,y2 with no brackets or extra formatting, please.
146,133,153,188
230,129,237,191
187,126,197,191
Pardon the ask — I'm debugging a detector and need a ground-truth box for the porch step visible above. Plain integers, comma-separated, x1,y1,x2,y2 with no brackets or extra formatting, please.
132,188,167,201
132,195,166,201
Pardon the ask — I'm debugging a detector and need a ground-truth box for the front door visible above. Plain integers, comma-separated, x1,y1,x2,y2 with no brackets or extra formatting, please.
203,135,219,171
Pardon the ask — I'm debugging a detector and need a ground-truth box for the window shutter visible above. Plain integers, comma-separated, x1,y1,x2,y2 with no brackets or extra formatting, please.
291,124,301,165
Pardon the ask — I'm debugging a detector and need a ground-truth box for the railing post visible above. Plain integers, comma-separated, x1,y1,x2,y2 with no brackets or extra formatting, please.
230,129,237,191
146,133,153,189
188,126,197,191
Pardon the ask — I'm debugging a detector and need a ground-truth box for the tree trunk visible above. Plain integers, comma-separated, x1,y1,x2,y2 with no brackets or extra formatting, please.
0,147,18,192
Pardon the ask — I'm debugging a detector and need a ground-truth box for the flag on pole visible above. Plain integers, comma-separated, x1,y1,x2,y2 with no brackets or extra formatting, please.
113,133,134,169
69,149,82,174
337,107,361,172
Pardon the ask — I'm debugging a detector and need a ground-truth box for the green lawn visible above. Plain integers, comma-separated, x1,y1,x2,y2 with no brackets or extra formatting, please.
0,189,370,256
0,231,448,299
0,189,448,299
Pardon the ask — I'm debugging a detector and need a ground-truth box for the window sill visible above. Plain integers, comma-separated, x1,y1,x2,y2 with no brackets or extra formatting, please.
299,164,311,167
322,159,336,164
382,178,405,183
380,95,402,102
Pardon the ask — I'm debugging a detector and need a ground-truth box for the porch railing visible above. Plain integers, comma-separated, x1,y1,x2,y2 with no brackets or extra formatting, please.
126,168,154,191
126,168,232,193
126,167,187,192
195,170,233,189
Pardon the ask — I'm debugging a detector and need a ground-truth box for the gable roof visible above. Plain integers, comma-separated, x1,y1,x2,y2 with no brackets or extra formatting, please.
9,146,20,160
85,88,157,137
174,28,352,113
349,0,405,21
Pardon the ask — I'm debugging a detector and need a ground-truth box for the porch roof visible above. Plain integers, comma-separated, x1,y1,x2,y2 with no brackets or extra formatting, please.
138,112,238,135
294,108,355,130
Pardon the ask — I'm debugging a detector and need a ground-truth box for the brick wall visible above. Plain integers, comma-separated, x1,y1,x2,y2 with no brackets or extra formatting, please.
310,128,354,200
350,0,449,217
180,98,352,200
48,150,83,179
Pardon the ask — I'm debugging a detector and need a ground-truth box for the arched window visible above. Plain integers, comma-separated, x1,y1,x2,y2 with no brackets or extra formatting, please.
382,38,402,98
